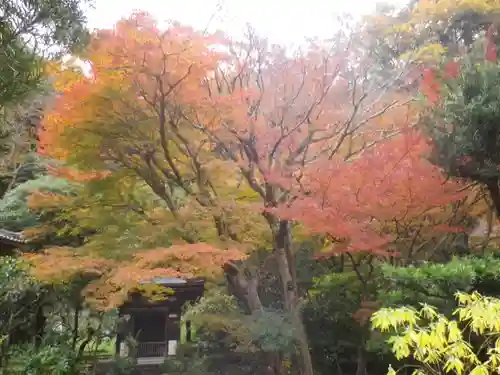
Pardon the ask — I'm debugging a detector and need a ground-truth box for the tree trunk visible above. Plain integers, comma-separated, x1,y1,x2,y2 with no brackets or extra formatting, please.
266,351,284,375
34,306,45,348
72,303,80,350
219,210,313,375
214,214,238,242
275,247,294,310
224,262,286,375
223,262,262,314
292,310,315,375
1,313,14,375
486,178,500,217
275,220,314,375
355,346,367,375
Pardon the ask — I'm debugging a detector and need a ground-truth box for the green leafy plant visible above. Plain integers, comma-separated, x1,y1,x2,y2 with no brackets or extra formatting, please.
372,291,500,375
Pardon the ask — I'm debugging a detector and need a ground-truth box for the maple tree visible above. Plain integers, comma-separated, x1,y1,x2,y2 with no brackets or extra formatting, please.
40,15,270,247
265,118,477,375
18,8,500,375
22,244,245,312
6,4,500,375
273,128,469,260
38,12,417,375
198,41,474,374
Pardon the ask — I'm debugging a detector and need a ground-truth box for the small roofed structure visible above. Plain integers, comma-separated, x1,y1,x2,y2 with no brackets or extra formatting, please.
116,277,205,364
0,229,28,256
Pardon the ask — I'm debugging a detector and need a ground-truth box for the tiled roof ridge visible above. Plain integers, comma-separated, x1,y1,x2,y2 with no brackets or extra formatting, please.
0,229,26,243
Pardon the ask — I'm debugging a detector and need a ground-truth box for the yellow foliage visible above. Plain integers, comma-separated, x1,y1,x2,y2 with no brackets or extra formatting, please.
400,43,448,63
411,0,500,22
372,291,500,375
364,0,500,65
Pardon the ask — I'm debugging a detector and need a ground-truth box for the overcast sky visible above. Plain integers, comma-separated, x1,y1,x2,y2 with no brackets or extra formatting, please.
85,0,409,46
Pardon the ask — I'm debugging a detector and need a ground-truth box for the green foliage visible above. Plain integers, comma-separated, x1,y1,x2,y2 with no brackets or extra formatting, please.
0,175,76,231
379,255,500,312
309,270,372,322
162,357,210,375
0,0,92,109
7,318,116,375
0,88,55,199
306,280,364,372
0,257,46,371
371,291,500,375
302,255,500,375
0,1,92,198
53,172,184,257
1,0,92,55
8,340,82,375
0,257,42,333
1,154,50,192
305,266,391,375
174,289,298,375
184,289,240,319
422,48,500,181
105,357,135,375
0,31,41,108
185,289,296,353
5,296,121,374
